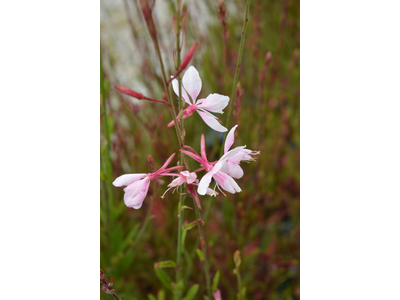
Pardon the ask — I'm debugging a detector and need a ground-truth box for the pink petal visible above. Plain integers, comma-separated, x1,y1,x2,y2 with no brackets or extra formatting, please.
180,149,205,165
168,175,186,187
197,93,229,113
181,171,197,183
213,171,241,194
224,125,238,153
221,161,244,179
197,110,228,132
113,173,147,187
182,66,202,103
171,77,191,105
198,172,214,195
159,153,176,171
123,178,150,209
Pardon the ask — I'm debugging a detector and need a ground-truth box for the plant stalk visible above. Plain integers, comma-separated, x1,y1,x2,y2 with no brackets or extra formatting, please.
224,0,251,131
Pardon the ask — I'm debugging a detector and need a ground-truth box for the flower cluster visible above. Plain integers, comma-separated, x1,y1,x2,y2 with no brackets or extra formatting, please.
113,66,258,209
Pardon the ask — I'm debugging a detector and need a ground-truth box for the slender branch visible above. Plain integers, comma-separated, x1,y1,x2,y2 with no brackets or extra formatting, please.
193,199,212,298
224,0,251,130
175,2,185,299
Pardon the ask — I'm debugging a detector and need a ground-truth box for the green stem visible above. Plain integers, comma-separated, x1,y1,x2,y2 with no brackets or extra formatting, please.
175,1,184,299
193,200,212,299
100,49,114,262
235,270,243,300
224,0,251,132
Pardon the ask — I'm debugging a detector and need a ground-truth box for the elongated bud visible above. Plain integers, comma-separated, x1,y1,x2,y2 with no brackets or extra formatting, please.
115,85,143,100
180,41,198,70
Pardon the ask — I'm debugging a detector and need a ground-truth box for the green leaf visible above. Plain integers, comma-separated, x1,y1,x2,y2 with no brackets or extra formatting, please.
147,295,157,300
183,220,198,231
183,284,199,300
154,260,177,269
181,229,187,249
203,296,211,300
155,269,173,291
195,248,205,262
212,270,220,292
180,205,193,212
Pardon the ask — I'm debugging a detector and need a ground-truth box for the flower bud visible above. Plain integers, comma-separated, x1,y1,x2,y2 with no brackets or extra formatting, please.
180,41,198,70
114,85,143,100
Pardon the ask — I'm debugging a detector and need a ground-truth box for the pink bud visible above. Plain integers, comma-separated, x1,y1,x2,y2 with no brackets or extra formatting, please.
180,41,198,70
115,85,143,100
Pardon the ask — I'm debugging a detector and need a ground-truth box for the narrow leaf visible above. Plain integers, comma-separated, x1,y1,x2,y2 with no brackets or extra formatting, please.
212,271,220,292
180,205,193,212
155,269,173,291
183,220,198,231
183,284,199,300
154,260,177,269
196,248,205,262
147,295,157,300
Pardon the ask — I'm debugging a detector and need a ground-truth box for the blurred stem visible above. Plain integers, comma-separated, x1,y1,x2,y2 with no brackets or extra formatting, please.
100,49,114,262
175,1,184,299
193,200,212,299
225,0,251,131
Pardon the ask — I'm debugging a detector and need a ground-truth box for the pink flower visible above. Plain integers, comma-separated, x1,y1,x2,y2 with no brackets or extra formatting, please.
168,170,197,188
180,133,245,195
163,171,218,209
220,125,259,179
168,66,229,132
113,153,184,209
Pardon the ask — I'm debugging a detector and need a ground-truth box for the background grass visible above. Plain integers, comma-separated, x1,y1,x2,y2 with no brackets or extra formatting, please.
101,0,299,299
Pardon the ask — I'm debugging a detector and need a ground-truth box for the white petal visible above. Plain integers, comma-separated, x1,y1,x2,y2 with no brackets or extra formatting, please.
113,173,147,187
197,110,228,132
182,66,202,103
172,77,191,105
213,172,235,194
224,125,238,153
197,93,229,113
212,146,246,174
123,178,150,209
221,161,244,179
198,172,213,195
214,171,241,194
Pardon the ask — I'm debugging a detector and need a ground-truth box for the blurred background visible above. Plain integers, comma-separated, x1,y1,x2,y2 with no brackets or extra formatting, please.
101,0,299,299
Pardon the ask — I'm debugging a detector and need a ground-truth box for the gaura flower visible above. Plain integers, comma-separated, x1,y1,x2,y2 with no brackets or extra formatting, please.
162,170,219,209
180,133,246,195
220,125,259,179
168,66,229,132
113,153,184,209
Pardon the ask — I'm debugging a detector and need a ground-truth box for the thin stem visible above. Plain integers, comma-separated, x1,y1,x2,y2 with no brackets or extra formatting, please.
100,49,114,263
193,200,212,299
175,1,184,299
225,0,251,131
236,270,243,300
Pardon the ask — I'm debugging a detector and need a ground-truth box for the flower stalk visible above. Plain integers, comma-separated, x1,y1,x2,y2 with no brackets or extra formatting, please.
225,0,251,130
